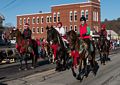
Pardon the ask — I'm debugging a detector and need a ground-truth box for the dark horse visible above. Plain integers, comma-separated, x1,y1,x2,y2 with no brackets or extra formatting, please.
10,29,38,70
97,37,110,65
46,26,69,71
66,30,98,81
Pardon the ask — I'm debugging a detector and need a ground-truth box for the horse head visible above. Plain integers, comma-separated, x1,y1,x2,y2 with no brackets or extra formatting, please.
10,29,22,39
46,25,61,45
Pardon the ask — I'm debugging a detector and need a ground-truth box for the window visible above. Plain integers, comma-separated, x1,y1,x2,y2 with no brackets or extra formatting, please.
36,27,40,33
81,10,84,17
70,11,73,22
93,11,95,21
74,11,77,21
85,10,88,20
46,16,49,23
53,13,56,23
57,12,60,22
32,27,35,33
37,17,40,24
49,16,52,23
19,18,22,25
20,28,22,32
24,18,26,24
70,25,72,30
41,27,44,33
93,11,96,21
41,16,44,24
96,12,98,22
74,25,77,32
27,17,30,24
32,17,35,24
65,26,68,32
95,12,97,21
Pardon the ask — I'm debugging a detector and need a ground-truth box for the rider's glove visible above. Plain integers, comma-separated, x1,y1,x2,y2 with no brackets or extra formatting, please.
82,33,86,36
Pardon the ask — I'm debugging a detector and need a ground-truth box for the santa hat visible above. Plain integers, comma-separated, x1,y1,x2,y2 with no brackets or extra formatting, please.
57,22,62,26
24,23,29,26
101,24,106,29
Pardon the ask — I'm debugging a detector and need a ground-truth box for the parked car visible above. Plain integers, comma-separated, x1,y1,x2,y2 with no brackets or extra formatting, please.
0,39,6,46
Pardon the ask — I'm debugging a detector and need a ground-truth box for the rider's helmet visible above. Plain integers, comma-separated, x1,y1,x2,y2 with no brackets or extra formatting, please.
80,16,86,22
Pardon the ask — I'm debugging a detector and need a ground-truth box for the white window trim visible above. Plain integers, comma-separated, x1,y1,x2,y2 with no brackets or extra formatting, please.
32,27,35,33
57,12,60,22
41,27,44,33
74,25,77,32
46,16,49,23
85,10,88,21
32,17,35,24
49,16,52,23
64,26,67,32
36,27,40,33
81,10,84,17
27,17,30,24
53,12,56,23
41,16,43,24
96,12,98,22
36,17,40,24
23,18,26,25
19,18,22,25
70,11,73,22
95,11,97,21
74,11,77,22
70,25,72,30
93,11,95,21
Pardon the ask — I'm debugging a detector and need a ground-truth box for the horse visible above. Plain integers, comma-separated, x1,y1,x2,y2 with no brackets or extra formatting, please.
46,26,69,71
97,37,110,65
10,29,38,70
66,30,98,81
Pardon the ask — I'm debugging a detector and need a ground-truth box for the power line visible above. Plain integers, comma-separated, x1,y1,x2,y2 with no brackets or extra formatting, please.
1,0,17,10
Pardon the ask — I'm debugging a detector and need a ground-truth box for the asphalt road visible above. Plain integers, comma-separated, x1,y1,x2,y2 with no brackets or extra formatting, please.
1,48,120,85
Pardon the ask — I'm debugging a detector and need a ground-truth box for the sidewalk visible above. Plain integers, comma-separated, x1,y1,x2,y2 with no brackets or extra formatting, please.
0,58,47,69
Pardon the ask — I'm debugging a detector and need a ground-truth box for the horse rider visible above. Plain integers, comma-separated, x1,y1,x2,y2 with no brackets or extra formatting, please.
23,23,32,40
22,23,33,52
79,16,91,54
55,22,68,47
98,24,107,39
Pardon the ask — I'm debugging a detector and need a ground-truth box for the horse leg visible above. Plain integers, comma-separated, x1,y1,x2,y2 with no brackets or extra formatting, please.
24,54,28,70
83,58,89,78
19,57,23,70
102,52,106,65
76,58,83,81
71,67,76,77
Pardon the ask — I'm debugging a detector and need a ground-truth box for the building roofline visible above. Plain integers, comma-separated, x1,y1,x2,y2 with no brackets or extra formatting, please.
16,12,51,16
51,1,100,7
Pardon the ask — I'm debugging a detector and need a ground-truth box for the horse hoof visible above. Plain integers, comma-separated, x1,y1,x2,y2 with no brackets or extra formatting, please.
103,63,105,65
19,68,22,71
24,68,28,71
31,67,35,69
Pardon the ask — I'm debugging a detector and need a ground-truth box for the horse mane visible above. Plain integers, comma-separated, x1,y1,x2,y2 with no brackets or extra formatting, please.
66,30,80,50
46,26,65,48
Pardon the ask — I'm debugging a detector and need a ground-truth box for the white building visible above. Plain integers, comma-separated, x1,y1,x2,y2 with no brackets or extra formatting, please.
107,30,119,40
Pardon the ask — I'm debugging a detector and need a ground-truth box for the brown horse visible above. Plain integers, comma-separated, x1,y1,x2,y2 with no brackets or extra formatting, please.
10,29,38,70
66,30,98,81
96,37,110,65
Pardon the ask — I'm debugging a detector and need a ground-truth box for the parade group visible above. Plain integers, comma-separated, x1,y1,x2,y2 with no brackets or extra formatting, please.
4,16,118,81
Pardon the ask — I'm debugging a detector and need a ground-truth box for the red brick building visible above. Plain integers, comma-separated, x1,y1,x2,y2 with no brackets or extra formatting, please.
17,0,101,39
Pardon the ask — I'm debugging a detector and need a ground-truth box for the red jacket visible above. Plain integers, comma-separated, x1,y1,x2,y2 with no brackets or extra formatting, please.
79,24,90,39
